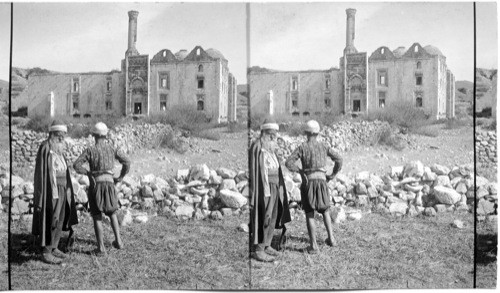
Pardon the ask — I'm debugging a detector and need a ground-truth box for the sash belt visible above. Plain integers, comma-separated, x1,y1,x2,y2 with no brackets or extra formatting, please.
306,171,326,181
94,174,114,183
268,173,280,184
56,175,67,185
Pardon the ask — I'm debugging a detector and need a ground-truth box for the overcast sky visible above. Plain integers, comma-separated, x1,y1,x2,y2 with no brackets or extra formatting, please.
3,2,499,83
249,2,497,81
12,3,246,81
0,4,10,81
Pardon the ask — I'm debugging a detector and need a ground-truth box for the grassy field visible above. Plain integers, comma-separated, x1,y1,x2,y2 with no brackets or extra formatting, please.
251,210,475,290
10,212,250,290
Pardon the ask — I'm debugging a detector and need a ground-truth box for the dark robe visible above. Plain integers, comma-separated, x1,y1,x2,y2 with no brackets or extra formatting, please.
32,140,79,247
249,139,291,246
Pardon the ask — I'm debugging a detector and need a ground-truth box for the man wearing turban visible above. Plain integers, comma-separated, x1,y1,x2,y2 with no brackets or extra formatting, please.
249,118,291,262
32,120,78,264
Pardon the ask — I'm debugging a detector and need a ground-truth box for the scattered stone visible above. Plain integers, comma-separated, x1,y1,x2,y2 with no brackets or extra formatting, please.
430,164,450,176
238,223,249,233
133,215,149,224
347,211,362,221
189,164,210,181
452,219,464,229
221,207,233,216
210,210,223,220
423,207,437,217
116,209,133,226
175,204,195,219
389,202,408,215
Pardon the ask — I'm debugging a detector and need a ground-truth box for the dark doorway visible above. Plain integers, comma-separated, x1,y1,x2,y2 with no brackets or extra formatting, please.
134,103,142,114
353,100,361,112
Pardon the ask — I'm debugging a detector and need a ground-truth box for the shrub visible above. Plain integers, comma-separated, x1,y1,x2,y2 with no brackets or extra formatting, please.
142,105,210,131
372,127,405,150
24,115,53,133
363,100,430,130
157,131,188,154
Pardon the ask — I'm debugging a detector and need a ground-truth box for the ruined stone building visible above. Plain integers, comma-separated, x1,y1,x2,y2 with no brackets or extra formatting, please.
249,8,456,119
19,11,238,123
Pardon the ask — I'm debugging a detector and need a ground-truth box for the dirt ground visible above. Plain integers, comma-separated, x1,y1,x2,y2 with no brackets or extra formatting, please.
129,128,248,179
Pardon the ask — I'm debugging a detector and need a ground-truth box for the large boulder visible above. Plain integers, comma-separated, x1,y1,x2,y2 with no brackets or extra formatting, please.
11,175,24,188
433,186,461,205
219,189,247,209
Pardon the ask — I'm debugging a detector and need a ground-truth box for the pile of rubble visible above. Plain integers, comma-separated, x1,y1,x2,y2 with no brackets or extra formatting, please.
283,160,496,221
4,164,249,224
476,130,497,167
251,120,416,159
11,123,177,167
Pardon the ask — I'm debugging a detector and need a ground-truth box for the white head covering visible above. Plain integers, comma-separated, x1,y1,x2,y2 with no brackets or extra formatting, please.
92,122,109,136
260,117,279,132
49,120,67,133
305,120,320,134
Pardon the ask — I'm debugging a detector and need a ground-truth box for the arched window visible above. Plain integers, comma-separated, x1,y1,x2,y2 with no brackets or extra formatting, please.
381,48,385,54
416,61,421,69
162,51,167,57
196,48,201,56
292,111,300,117
73,82,79,92
303,111,310,116
107,81,111,91
198,64,203,72
414,46,419,53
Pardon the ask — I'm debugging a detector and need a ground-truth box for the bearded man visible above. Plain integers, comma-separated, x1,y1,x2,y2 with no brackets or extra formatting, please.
32,120,78,264
249,118,291,262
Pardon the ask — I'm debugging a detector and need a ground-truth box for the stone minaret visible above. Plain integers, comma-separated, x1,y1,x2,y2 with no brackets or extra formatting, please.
344,8,358,55
126,11,139,57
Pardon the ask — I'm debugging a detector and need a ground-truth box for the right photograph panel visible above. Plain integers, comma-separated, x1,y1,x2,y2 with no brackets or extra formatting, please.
247,2,492,289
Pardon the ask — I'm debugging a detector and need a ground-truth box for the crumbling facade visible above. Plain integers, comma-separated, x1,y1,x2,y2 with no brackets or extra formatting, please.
21,11,237,123
249,8,456,119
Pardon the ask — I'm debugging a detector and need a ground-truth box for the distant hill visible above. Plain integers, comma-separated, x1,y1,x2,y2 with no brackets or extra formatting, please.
0,79,8,115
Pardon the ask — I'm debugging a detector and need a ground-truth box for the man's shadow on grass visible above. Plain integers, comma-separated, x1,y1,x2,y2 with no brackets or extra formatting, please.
476,233,497,266
271,234,318,253
10,233,101,264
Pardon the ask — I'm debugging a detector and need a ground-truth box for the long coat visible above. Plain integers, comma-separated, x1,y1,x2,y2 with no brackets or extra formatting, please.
249,139,291,246
32,140,78,247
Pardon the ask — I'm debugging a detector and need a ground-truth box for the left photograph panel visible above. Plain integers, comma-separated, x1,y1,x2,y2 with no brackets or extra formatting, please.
0,2,11,291
9,3,249,290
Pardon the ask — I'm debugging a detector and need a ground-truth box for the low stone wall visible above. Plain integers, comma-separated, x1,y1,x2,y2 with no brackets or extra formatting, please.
4,164,249,224
476,130,497,167
12,123,176,168
3,161,496,224
283,161,496,222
